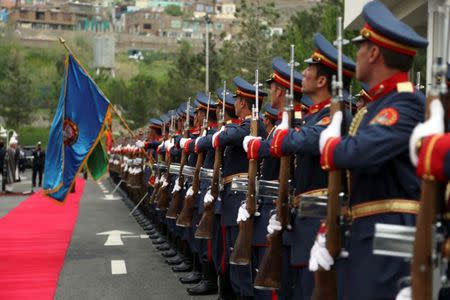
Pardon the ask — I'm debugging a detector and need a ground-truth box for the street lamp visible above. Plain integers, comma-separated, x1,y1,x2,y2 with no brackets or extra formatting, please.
204,14,213,93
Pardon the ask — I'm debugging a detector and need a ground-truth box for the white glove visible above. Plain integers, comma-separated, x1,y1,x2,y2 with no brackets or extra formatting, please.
180,138,191,149
267,214,282,234
157,143,163,151
212,126,225,148
164,139,174,151
161,178,168,188
308,233,334,272
135,140,145,148
186,186,194,197
409,100,445,167
155,176,159,185
274,111,289,133
243,136,261,153
237,203,250,223
319,111,343,154
172,178,181,193
203,189,214,204
395,287,411,300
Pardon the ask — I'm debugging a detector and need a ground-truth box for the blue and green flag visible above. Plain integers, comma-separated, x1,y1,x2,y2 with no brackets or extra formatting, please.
43,54,111,202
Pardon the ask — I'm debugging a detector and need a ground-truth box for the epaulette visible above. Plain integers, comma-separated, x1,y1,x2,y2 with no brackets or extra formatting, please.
396,82,414,93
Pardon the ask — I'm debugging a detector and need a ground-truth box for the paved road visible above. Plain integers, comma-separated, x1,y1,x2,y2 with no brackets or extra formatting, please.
54,177,216,300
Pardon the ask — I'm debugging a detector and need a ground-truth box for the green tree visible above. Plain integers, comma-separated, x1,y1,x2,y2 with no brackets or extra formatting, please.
165,5,183,16
0,48,33,128
234,0,279,81
127,73,156,128
158,41,203,115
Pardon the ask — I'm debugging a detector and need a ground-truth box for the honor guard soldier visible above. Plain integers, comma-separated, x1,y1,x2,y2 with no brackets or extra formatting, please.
314,1,428,299
179,93,219,295
197,76,268,299
262,103,278,135
243,56,305,299
196,86,241,299
250,35,355,299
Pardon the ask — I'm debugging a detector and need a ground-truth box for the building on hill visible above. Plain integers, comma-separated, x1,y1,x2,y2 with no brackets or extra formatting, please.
8,1,112,31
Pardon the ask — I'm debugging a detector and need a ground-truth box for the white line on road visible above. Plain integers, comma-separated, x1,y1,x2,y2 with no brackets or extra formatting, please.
122,235,140,238
140,234,149,239
111,260,127,275
103,194,121,201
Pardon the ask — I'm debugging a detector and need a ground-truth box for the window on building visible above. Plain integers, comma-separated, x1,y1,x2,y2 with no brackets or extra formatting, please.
196,4,203,11
35,11,45,20
206,6,213,13
171,19,181,28
216,5,222,13
185,32,191,38
50,12,57,20
144,23,151,29
215,23,223,30
20,11,27,19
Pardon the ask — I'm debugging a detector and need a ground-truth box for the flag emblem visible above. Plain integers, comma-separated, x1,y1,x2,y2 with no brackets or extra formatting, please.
63,119,79,146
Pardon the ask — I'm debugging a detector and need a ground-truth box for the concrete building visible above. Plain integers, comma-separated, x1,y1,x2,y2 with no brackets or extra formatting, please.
344,0,446,92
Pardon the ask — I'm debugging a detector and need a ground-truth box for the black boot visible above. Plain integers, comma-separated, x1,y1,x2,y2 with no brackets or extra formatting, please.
156,243,171,251
152,237,166,245
179,271,202,284
186,262,218,295
161,248,177,258
166,254,184,265
172,261,192,272
179,254,201,284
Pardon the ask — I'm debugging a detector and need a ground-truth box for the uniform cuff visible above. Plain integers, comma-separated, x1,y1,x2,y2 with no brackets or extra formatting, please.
213,134,220,149
270,129,288,158
183,139,193,154
247,138,261,160
417,134,450,181
320,137,341,171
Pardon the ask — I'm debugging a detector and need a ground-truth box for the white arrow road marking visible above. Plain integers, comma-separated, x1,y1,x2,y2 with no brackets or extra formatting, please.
103,194,121,201
111,260,127,275
96,230,134,246
122,234,149,239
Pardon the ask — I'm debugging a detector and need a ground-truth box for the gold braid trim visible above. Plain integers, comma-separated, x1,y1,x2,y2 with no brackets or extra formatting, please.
346,107,368,199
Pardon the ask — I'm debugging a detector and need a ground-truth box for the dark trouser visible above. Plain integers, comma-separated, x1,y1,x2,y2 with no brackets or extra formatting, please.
32,166,43,187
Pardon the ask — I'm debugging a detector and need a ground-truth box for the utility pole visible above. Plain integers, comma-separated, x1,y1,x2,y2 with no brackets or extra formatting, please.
205,14,212,93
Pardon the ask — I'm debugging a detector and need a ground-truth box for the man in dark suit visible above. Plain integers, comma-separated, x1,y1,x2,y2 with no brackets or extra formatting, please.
32,141,45,188
0,140,5,191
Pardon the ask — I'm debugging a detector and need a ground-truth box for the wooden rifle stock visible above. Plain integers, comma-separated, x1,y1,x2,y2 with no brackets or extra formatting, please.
254,111,292,290
195,139,223,239
311,101,342,300
177,152,204,227
230,119,258,265
411,94,448,299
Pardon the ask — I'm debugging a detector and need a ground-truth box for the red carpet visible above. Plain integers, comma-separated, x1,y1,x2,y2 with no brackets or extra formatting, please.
0,178,85,300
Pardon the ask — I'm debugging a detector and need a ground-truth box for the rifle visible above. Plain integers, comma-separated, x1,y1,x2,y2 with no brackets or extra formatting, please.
230,70,261,265
149,127,165,205
311,17,346,300
195,83,226,239
167,99,191,219
254,45,297,289
177,93,211,227
412,2,449,299
157,113,175,210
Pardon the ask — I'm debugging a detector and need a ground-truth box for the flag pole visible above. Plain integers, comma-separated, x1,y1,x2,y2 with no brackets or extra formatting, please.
58,37,136,139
